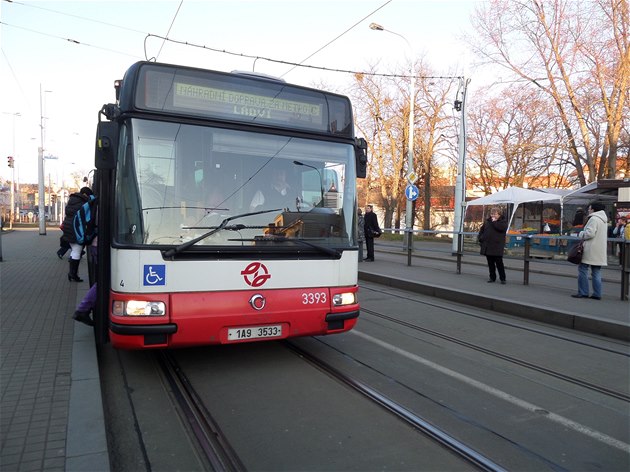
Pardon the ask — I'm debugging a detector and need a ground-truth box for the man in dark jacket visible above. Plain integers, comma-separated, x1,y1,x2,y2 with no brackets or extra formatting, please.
363,205,381,262
62,187,93,282
478,207,508,284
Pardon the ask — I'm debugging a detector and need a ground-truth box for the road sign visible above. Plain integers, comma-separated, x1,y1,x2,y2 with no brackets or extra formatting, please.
405,184,419,201
406,171,417,184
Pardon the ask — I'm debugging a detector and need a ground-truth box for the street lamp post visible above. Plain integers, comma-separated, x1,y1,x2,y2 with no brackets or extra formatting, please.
451,77,470,254
38,85,52,235
369,23,415,250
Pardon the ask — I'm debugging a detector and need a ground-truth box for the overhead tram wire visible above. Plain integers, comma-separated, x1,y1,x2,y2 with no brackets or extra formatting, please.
4,0,148,35
153,0,184,62
144,33,462,82
0,21,142,59
279,0,393,78
2,5,462,82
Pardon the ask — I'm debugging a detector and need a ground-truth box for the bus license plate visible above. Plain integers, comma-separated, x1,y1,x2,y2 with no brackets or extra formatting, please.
227,325,282,341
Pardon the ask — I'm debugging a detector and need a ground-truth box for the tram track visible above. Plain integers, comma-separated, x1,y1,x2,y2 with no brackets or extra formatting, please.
157,351,246,472
284,340,507,472
358,292,630,403
362,285,629,355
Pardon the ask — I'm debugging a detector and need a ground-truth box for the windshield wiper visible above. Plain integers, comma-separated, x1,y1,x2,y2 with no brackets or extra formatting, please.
231,236,341,257
143,206,229,212
163,208,282,257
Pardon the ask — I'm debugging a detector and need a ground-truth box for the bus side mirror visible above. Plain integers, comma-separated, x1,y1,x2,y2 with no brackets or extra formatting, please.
95,121,119,170
355,137,368,178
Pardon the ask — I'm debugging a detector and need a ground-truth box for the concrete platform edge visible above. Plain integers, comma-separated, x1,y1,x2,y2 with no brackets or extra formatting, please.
359,271,629,342
67,306,110,471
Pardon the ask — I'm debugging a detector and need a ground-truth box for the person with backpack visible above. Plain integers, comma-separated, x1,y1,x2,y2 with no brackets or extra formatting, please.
62,187,94,282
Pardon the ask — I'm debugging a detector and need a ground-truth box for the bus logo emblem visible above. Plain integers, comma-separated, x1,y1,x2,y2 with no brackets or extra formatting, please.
249,294,266,311
241,262,271,287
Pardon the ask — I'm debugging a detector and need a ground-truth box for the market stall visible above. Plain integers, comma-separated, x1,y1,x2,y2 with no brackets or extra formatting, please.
465,187,562,252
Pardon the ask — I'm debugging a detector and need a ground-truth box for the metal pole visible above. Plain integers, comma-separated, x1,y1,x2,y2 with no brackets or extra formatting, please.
3,112,20,229
369,23,415,251
38,84,46,235
406,59,415,252
451,78,470,254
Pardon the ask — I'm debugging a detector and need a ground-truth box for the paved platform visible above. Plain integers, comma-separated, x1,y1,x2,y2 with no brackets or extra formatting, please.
360,243,630,341
1,229,628,471
1,228,108,471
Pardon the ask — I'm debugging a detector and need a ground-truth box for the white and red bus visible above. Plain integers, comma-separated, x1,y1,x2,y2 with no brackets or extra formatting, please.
93,61,368,349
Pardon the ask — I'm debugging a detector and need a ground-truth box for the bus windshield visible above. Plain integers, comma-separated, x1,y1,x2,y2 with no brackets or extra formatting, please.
115,118,356,252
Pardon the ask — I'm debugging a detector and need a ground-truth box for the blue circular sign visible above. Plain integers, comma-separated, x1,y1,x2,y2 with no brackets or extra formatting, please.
405,184,419,201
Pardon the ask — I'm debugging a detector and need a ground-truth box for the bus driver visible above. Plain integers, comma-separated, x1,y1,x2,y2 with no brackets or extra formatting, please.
250,167,294,211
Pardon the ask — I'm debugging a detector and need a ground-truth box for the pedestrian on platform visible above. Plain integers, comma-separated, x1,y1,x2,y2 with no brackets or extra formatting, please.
572,202,608,300
573,207,585,226
62,186,93,282
357,208,365,262
612,216,627,264
73,283,97,326
363,204,381,262
57,229,70,259
73,234,99,326
478,207,508,284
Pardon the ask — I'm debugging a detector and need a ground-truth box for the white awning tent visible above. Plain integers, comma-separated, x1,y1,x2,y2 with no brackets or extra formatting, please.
539,183,616,232
467,185,617,233
466,187,561,230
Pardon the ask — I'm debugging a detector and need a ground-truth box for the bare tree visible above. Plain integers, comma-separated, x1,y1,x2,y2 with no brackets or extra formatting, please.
413,74,456,230
468,85,576,192
350,67,406,228
468,0,629,184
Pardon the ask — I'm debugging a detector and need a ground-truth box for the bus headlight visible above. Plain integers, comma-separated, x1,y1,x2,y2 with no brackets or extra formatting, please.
332,292,356,306
113,300,166,316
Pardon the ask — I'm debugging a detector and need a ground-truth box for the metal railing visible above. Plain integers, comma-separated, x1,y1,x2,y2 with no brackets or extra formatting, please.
376,228,629,301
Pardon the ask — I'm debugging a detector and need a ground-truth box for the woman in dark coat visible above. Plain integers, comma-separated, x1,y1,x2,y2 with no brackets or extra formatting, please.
478,207,508,284
62,187,93,282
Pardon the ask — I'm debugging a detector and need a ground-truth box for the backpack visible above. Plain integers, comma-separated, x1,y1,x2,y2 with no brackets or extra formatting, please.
73,195,97,244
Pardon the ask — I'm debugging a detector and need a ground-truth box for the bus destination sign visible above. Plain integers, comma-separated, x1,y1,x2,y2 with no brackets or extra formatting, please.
172,82,323,124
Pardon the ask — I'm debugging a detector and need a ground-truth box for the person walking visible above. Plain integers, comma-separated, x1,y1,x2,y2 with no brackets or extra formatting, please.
612,216,627,265
572,202,608,300
62,186,93,282
56,231,70,259
73,283,97,326
357,208,365,262
363,204,381,262
478,207,508,284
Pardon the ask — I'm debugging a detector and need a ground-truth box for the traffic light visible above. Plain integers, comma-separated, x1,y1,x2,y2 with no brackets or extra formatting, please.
7,156,14,168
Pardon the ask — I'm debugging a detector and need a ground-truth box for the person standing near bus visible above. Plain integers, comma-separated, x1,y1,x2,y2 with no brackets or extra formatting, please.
62,186,93,282
572,202,608,300
357,207,365,262
478,207,508,284
363,204,381,262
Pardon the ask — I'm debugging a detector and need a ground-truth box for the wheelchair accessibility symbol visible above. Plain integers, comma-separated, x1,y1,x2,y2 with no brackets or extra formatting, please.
143,265,166,286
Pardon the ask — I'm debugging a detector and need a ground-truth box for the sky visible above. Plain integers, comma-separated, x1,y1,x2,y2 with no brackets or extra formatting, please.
0,0,482,187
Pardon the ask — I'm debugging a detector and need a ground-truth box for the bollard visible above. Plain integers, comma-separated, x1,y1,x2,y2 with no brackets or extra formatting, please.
456,231,463,275
622,241,629,301
523,236,531,285
406,228,412,267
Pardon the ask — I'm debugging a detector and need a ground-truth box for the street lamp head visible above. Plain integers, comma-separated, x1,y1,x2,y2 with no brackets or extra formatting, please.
369,22,384,31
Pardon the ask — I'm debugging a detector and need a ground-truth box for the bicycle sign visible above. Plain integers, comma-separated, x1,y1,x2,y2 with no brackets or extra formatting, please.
143,265,166,286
